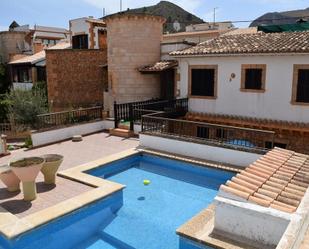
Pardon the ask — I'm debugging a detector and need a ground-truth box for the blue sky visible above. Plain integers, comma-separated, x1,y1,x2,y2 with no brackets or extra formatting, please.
0,0,308,30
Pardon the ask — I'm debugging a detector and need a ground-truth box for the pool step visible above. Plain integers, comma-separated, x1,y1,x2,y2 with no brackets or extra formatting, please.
109,128,134,138
99,231,135,249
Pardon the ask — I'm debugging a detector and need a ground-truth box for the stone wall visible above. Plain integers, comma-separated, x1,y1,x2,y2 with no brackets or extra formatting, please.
46,49,107,111
105,14,165,113
0,31,28,63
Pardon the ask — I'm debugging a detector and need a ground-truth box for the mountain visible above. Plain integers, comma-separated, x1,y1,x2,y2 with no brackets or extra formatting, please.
250,7,309,27
124,1,204,33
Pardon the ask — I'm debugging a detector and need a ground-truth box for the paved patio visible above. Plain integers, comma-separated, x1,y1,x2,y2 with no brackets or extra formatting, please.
0,132,139,217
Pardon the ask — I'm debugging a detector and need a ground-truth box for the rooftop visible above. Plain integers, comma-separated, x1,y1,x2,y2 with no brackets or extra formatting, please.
220,147,309,213
170,31,309,56
138,60,178,72
9,42,71,65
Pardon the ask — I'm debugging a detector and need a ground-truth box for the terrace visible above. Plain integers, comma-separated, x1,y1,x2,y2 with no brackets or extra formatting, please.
0,99,308,249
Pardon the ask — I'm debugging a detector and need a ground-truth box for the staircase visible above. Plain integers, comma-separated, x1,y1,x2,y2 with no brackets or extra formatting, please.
109,125,134,138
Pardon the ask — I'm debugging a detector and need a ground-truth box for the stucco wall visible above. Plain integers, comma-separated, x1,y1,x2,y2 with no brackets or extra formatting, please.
31,120,113,147
106,14,164,113
46,49,107,111
70,18,105,49
176,54,309,123
139,133,261,167
214,196,291,247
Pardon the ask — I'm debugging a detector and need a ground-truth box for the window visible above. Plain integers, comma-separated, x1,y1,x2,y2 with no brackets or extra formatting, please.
216,129,227,139
72,34,88,49
241,64,266,91
189,65,217,98
292,65,309,104
13,67,31,83
42,39,56,46
197,126,209,139
37,67,46,82
265,141,287,149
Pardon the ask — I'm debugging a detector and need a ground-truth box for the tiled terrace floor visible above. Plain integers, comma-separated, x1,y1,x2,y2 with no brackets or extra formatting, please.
0,132,139,217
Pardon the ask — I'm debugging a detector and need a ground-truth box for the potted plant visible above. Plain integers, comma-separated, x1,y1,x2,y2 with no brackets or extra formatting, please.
0,165,20,192
10,157,45,201
41,154,63,184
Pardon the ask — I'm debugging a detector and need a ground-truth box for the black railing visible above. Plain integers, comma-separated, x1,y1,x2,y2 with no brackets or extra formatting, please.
114,98,188,130
36,106,103,131
141,112,275,153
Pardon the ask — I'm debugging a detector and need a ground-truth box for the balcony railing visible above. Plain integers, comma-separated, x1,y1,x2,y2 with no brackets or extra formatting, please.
114,98,188,130
141,112,275,153
36,106,103,131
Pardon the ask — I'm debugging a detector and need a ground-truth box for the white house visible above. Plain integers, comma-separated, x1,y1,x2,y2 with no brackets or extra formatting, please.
170,31,309,153
69,17,107,49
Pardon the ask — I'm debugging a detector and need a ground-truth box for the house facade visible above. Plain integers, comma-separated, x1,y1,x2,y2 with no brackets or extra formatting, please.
171,31,309,153
0,22,69,64
69,17,107,49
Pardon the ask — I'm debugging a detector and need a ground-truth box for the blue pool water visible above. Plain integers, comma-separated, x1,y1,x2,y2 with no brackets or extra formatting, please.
85,154,234,249
0,154,234,249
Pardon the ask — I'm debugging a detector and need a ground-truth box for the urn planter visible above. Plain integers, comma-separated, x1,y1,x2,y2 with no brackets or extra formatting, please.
10,157,45,201
41,154,63,184
0,165,20,192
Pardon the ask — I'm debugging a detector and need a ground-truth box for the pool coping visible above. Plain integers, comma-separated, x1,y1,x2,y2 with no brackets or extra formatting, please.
0,149,139,240
176,204,270,249
0,147,239,241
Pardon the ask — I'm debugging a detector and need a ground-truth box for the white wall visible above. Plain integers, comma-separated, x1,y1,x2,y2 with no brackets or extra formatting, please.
176,54,309,123
139,134,261,167
13,82,33,90
70,18,105,49
214,196,291,247
70,18,90,47
31,120,113,147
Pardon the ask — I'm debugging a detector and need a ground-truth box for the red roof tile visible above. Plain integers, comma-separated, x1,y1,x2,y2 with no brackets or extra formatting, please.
220,147,309,213
171,31,309,56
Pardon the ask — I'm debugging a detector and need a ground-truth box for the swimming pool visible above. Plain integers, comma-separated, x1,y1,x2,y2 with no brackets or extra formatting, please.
0,153,234,249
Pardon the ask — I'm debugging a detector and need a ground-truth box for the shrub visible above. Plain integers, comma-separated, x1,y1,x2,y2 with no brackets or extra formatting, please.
5,87,48,128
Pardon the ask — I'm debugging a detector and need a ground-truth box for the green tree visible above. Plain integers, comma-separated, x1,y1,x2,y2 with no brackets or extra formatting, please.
5,87,48,128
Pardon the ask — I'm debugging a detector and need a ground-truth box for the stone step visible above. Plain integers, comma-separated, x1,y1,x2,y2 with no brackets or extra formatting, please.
109,128,134,138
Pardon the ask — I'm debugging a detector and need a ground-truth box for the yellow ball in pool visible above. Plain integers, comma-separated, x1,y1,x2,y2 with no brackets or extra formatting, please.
143,179,151,185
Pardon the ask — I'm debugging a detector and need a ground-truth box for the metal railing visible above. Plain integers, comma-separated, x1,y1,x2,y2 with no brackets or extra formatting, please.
141,112,275,153
36,106,103,131
0,123,12,134
114,98,188,130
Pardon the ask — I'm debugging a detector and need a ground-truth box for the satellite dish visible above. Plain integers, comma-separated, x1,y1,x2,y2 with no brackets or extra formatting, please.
173,20,181,32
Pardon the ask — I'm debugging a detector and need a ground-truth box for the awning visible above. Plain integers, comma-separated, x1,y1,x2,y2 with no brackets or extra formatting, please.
138,60,178,73
258,23,309,33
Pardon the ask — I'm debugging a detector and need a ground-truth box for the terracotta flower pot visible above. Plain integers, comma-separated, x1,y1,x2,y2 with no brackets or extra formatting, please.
41,154,63,185
10,157,45,201
0,165,20,192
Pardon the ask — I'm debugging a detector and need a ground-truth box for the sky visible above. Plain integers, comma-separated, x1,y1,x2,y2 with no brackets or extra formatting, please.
0,0,308,30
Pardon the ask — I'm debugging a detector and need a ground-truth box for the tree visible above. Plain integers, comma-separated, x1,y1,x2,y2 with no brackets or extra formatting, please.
0,63,11,122
5,87,48,128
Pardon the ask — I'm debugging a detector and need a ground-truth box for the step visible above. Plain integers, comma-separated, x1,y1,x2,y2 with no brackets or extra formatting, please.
109,128,134,138
99,232,135,249
118,124,130,130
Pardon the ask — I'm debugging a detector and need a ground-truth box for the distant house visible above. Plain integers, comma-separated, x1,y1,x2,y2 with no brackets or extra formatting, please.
69,17,107,49
170,31,309,153
0,22,69,63
9,42,71,90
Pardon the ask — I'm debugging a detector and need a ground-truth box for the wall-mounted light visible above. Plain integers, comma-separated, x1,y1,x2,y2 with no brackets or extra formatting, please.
229,73,236,82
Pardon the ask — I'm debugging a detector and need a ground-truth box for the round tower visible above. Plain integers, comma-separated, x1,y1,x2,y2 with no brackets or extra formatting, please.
104,13,165,112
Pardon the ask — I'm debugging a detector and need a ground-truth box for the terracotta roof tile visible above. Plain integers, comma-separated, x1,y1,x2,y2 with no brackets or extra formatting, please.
219,148,309,213
171,31,309,56
138,60,178,72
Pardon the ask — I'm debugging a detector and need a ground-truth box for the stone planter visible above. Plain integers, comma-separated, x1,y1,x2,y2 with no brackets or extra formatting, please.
10,157,45,201
0,165,20,192
41,154,63,185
